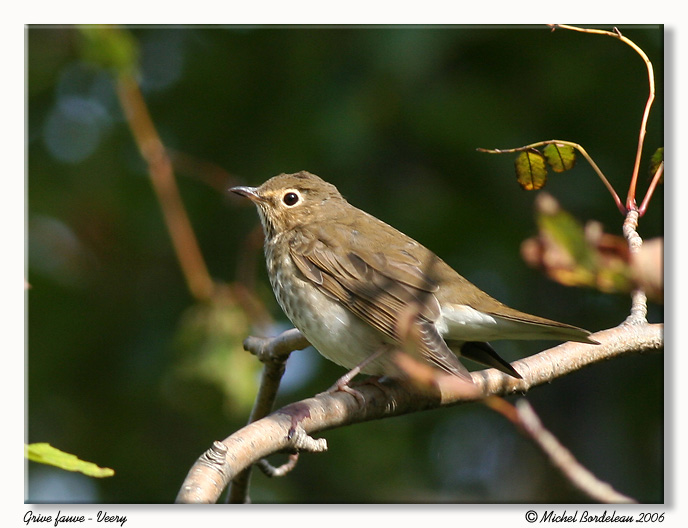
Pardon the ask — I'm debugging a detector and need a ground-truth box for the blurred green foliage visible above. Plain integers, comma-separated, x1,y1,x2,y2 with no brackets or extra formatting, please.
27,25,663,503
77,25,139,75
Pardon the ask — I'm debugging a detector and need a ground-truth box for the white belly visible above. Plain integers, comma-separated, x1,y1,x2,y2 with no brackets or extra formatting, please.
269,251,393,374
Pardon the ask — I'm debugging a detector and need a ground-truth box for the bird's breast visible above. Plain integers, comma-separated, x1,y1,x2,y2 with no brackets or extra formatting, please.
264,238,386,371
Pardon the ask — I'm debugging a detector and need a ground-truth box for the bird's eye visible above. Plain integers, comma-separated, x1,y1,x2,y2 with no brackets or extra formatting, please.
282,191,300,206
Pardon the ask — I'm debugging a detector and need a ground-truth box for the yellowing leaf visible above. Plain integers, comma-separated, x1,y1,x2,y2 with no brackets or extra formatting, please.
543,143,576,173
522,193,635,295
536,195,595,271
25,443,115,478
515,150,547,190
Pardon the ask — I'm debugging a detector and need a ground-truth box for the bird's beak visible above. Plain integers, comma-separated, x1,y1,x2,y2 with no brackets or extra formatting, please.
230,185,264,203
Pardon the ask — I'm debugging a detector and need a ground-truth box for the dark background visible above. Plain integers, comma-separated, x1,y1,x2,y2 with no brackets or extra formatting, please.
27,25,663,503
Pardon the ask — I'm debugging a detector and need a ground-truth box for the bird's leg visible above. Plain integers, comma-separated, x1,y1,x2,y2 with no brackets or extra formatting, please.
323,348,387,405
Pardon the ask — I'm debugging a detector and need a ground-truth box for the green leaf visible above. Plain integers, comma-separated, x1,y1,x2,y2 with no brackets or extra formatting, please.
543,143,576,173
649,147,663,178
25,443,115,478
515,149,547,190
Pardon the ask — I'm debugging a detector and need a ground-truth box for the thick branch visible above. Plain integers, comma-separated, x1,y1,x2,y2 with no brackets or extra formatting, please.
176,322,662,503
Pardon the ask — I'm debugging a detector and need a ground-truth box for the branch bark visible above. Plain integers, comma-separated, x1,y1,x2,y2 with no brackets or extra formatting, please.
176,322,663,503
225,328,309,503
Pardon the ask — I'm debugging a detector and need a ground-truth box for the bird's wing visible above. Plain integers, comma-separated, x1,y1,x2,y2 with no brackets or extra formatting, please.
289,222,472,381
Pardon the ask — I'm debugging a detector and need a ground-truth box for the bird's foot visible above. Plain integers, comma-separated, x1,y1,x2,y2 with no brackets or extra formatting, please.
319,349,389,406
321,373,366,406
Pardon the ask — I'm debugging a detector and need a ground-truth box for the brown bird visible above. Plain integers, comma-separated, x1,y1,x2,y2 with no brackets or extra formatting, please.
231,171,596,393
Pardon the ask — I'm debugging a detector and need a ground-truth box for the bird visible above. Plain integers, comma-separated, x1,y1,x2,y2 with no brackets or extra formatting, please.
231,171,596,394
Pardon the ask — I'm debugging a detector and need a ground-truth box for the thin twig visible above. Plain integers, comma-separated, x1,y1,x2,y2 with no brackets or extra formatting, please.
551,24,656,212
639,161,663,216
116,73,214,301
256,453,300,478
514,399,636,503
478,140,625,214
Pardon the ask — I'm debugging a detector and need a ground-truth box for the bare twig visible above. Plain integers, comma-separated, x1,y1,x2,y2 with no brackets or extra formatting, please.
514,399,636,503
256,453,300,478
625,290,649,326
621,209,651,325
639,161,663,217
486,396,636,502
176,322,663,503
116,74,214,301
477,140,625,214
622,209,643,254
551,24,657,213
243,328,311,363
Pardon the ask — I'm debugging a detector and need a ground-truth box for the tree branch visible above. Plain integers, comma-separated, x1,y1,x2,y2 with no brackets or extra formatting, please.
176,322,663,503
225,328,310,503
